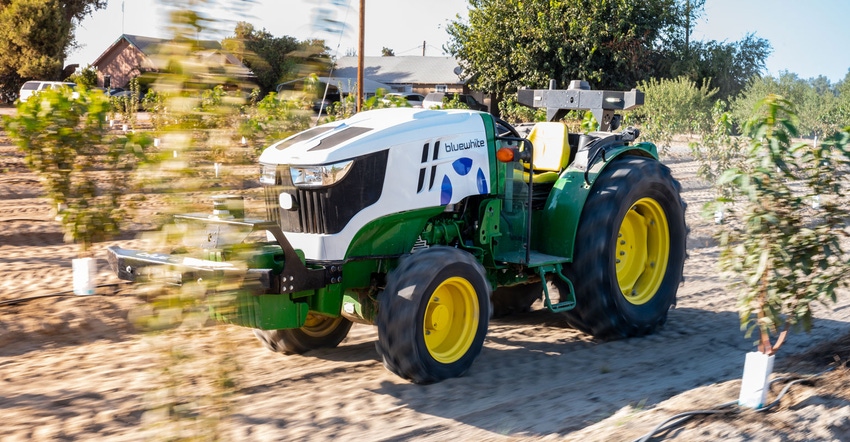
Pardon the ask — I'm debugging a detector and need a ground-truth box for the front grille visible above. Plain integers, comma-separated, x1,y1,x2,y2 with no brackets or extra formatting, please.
297,188,328,233
263,168,329,234
262,150,388,235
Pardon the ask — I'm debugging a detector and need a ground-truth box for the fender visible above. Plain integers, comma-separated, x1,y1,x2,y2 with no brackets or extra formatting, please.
537,138,659,260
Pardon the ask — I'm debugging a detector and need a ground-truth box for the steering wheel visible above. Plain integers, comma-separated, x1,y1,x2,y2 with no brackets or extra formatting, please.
494,117,521,139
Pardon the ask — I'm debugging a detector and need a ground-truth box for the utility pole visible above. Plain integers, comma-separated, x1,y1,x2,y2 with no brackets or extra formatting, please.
356,0,365,112
422,40,426,56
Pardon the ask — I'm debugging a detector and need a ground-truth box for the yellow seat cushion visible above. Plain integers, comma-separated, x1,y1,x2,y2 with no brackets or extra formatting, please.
521,170,560,184
526,122,570,173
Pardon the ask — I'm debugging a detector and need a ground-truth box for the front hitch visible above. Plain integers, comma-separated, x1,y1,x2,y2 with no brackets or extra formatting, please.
106,212,337,294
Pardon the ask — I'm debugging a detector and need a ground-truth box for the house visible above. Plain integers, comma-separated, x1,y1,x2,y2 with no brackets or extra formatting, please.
276,76,395,98
333,56,490,110
333,56,470,96
90,34,253,89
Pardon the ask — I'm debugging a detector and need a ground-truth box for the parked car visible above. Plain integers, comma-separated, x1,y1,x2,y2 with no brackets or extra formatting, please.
18,81,77,102
382,92,425,108
421,92,487,112
312,93,342,113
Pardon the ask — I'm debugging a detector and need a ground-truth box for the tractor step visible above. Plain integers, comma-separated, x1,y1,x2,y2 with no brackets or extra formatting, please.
536,265,576,313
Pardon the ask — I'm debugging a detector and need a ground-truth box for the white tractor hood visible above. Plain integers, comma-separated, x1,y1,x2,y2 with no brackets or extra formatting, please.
259,108,487,166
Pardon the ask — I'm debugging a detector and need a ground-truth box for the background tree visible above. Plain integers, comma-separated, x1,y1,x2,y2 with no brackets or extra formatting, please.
0,0,106,99
731,72,843,138
446,0,681,97
447,0,770,108
663,33,772,101
381,47,395,56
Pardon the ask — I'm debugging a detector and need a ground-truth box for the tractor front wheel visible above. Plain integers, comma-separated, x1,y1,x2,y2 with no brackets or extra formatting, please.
559,156,687,339
376,246,491,384
253,314,353,354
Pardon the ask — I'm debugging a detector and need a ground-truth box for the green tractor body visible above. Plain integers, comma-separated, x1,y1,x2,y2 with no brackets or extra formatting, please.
107,82,687,383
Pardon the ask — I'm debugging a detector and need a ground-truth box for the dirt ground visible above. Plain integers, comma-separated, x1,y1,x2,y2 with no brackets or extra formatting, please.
2,107,850,441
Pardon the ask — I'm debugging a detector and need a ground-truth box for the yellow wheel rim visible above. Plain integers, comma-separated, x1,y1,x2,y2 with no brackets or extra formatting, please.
616,197,670,305
423,277,480,364
301,314,343,337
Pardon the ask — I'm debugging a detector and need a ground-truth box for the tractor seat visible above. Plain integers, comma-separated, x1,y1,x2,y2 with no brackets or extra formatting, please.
522,122,571,184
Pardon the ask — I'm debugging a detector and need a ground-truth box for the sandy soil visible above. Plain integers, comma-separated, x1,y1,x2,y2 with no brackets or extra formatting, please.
2,108,849,441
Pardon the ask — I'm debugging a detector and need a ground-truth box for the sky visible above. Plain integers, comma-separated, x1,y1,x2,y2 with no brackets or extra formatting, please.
69,0,850,84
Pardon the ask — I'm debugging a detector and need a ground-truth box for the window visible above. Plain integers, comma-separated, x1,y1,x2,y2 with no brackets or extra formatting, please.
435,84,448,93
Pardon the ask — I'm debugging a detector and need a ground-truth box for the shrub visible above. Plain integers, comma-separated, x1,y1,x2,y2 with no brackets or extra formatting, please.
690,100,745,200
632,76,717,154
497,93,546,124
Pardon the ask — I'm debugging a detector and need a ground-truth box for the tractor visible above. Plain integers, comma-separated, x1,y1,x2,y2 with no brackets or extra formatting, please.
107,80,687,384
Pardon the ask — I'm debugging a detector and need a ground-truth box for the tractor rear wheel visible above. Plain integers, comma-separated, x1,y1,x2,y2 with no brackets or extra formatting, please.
253,314,353,354
558,156,686,339
376,246,491,384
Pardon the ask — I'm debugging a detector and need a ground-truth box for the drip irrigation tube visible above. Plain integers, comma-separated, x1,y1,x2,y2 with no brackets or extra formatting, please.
634,367,836,442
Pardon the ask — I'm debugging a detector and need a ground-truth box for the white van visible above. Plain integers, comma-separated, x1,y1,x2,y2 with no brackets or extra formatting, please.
19,81,77,102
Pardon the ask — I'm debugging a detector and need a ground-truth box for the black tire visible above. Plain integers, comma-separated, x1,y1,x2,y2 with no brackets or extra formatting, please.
253,314,353,354
376,246,491,384
558,155,687,339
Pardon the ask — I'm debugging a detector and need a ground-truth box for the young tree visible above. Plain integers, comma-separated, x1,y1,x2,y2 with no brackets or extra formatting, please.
66,64,99,89
716,95,850,355
3,87,151,255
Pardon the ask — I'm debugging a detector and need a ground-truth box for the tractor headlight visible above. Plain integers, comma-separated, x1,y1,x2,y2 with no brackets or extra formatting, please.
259,164,278,185
290,160,354,188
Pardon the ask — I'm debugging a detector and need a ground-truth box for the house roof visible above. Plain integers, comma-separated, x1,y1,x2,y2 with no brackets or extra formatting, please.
91,34,222,67
91,34,253,79
334,56,466,85
278,76,394,94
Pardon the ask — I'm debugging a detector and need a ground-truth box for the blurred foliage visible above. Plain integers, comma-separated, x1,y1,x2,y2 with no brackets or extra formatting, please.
713,95,850,355
631,76,717,153
0,0,106,100
2,86,151,255
127,1,260,439
239,91,311,152
222,21,331,97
